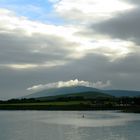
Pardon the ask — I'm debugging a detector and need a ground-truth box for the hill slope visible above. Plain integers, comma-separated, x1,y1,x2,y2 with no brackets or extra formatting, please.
38,91,113,101
24,86,101,99
103,90,140,97
23,86,140,99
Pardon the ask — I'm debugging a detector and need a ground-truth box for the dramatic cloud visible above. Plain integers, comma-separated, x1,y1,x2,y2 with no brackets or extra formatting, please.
27,79,111,91
0,6,136,72
0,0,140,99
93,7,140,46
0,8,77,69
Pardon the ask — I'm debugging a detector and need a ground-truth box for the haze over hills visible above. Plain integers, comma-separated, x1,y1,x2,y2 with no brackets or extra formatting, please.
23,86,140,99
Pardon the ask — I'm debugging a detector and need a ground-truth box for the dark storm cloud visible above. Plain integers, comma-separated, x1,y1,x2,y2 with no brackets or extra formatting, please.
93,6,140,45
0,53,111,99
47,53,140,90
0,32,75,65
56,53,140,90
1,51,140,99
107,53,140,74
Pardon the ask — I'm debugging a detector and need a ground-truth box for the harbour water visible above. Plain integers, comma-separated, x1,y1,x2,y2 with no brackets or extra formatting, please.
0,111,140,140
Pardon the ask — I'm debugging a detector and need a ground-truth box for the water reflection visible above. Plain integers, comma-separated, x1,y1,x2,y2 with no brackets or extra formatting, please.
0,111,140,140
41,111,140,127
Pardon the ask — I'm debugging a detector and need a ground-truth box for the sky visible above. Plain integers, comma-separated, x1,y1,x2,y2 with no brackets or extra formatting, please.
0,0,140,99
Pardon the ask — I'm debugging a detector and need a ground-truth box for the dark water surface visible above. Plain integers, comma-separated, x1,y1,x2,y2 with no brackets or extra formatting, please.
0,111,140,140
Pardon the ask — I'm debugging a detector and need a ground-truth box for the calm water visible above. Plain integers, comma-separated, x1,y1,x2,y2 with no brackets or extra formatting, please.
0,111,140,140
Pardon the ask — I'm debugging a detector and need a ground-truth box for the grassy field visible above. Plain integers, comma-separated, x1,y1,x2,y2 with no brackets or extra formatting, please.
0,100,118,110
0,98,139,112
0,101,91,106
0,101,91,110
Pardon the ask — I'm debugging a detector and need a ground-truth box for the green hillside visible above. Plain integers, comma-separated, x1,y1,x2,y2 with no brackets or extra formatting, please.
38,91,113,101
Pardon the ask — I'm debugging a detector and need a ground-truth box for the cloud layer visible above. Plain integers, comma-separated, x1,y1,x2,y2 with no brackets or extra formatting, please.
0,0,140,99
0,5,136,71
53,0,135,22
27,79,111,91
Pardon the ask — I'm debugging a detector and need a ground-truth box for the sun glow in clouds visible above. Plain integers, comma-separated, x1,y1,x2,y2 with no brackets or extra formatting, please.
74,38,135,61
54,0,135,21
0,5,137,72
1,60,67,70
7,64,38,69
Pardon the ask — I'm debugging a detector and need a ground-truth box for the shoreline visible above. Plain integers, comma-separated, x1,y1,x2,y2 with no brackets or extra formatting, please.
0,104,139,113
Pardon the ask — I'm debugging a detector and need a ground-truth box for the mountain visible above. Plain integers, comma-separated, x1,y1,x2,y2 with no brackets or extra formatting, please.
23,86,140,99
103,90,140,97
24,86,101,99
38,91,112,101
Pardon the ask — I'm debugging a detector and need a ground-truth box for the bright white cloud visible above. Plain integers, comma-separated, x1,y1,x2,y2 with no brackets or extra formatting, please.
75,39,136,61
0,8,77,38
53,0,135,22
27,79,111,91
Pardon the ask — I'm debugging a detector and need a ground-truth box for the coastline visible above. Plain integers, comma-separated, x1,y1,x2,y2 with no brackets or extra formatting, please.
0,103,139,113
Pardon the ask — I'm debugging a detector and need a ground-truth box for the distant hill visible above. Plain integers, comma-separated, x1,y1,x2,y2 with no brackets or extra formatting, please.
23,86,140,99
103,90,140,97
24,86,100,99
38,91,113,101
